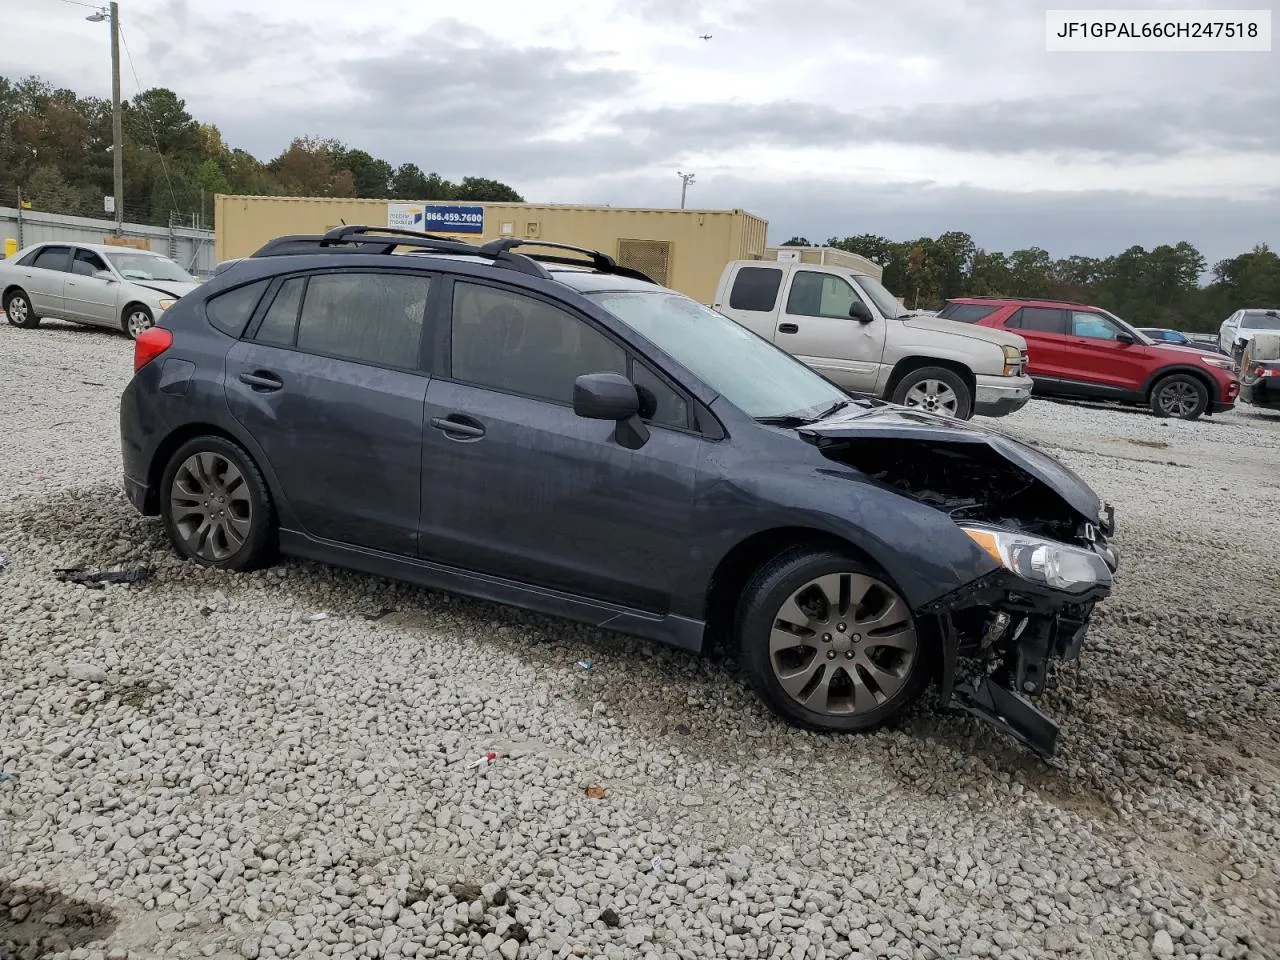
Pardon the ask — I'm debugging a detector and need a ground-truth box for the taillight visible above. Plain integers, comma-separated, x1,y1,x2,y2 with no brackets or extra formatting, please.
134,327,173,373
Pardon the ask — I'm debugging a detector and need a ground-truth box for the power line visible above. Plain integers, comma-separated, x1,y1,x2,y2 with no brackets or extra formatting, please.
116,21,181,215
54,0,106,9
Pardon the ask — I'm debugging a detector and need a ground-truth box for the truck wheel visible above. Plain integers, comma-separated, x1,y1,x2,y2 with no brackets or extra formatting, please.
891,367,973,419
736,548,931,733
1149,374,1208,420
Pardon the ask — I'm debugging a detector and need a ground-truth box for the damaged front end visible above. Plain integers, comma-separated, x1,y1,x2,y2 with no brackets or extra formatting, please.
798,408,1120,761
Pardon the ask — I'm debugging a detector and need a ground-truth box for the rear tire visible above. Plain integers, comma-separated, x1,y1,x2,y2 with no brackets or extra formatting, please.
891,366,974,419
1150,373,1208,420
159,436,276,571
4,289,39,328
736,548,932,733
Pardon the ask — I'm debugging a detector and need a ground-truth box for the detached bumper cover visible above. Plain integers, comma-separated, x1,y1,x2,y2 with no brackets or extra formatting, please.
920,539,1118,761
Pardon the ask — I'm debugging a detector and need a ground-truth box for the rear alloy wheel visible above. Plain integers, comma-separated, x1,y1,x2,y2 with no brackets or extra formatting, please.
1150,374,1208,420
4,289,39,329
160,436,275,570
123,304,154,339
737,549,931,732
892,366,973,419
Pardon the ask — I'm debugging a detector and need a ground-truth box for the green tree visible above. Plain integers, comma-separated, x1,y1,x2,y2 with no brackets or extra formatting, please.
454,176,523,202
335,147,393,198
782,236,811,246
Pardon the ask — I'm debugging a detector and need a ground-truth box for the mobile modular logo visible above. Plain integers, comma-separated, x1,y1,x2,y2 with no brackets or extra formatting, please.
387,203,424,229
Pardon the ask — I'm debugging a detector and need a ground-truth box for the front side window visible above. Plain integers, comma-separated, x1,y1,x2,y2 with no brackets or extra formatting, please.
631,359,689,429
31,246,71,272
295,273,431,368
450,282,626,404
589,289,848,420
1071,311,1125,341
71,249,108,277
786,271,858,319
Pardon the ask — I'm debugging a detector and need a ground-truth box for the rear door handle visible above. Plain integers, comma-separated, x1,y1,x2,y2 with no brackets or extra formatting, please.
778,323,799,334
238,371,283,392
430,415,485,440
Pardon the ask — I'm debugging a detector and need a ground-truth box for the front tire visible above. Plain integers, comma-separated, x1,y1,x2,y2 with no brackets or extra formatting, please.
737,548,932,732
160,436,275,571
4,289,39,328
1150,373,1208,420
891,366,973,419
122,304,154,339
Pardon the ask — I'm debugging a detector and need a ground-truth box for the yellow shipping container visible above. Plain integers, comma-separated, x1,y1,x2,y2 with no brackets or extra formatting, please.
214,195,769,304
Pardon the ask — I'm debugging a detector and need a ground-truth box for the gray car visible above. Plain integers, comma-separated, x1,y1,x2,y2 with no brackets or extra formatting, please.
1,241,200,339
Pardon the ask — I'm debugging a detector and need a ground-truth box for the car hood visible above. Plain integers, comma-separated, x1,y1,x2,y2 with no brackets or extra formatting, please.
797,404,1108,530
130,280,200,299
900,313,1026,349
1151,342,1219,358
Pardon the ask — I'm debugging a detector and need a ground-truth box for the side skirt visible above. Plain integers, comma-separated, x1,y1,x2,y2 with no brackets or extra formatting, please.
278,529,707,653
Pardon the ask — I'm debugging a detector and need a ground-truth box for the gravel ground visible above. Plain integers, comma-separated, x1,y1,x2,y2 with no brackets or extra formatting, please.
2,320,1278,960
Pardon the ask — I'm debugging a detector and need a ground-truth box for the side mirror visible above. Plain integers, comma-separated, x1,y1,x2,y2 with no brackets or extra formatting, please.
848,301,874,324
1114,332,1136,345
573,373,640,421
93,269,116,282
573,373,649,449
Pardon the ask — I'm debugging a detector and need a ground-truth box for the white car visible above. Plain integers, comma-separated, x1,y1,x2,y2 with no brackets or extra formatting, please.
1,241,201,339
1219,308,1280,361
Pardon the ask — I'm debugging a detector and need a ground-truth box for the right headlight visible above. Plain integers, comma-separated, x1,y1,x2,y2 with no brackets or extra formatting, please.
961,524,1113,593
1001,344,1024,377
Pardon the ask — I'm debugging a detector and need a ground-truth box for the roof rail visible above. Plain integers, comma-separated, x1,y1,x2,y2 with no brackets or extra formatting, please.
248,225,552,280
479,238,656,284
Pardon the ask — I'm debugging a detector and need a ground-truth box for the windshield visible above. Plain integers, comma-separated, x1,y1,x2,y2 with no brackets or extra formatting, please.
587,289,849,420
851,273,905,318
1241,312,1280,331
105,252,194,283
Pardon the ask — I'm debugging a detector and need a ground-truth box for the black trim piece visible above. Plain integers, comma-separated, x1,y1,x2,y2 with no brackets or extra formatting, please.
278,529,706,652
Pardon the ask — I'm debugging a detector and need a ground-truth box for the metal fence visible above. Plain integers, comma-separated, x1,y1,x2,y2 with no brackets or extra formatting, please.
0,206,216,278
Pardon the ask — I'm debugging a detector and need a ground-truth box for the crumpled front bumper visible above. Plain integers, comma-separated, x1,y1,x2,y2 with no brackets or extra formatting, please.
919,532,1119,762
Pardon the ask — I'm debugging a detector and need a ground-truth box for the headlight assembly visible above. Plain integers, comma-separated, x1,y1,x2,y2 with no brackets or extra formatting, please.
962,524,1113,592
157,298,177,311
1199,354,1234,370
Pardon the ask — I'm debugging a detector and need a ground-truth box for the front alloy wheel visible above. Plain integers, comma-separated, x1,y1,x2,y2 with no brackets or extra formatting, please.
738,549,931,732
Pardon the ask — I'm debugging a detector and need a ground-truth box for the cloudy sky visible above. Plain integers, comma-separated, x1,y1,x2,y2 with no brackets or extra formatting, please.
7,0,1277,266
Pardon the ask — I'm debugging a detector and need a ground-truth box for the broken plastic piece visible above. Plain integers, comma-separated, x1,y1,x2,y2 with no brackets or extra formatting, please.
307,612,330,622
54,566,152,589
467,751,498,769
576,660,593,670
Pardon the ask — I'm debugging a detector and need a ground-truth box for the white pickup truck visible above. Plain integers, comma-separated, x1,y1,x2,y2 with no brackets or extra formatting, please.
713,259,1033,419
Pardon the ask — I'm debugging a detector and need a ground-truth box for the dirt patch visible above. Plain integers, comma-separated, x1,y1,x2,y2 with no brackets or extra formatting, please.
1119,437,1170,449
0,883,117,960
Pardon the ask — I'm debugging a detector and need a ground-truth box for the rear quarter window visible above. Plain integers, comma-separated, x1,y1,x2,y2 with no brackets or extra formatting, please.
938,303,998,323
729,267,784,311
206,279,271,337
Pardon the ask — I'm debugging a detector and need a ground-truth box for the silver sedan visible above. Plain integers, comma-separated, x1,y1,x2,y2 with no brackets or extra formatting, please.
1,241,200,339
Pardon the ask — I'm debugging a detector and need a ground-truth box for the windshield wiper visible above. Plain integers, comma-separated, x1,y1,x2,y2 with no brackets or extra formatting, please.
757,399,851,427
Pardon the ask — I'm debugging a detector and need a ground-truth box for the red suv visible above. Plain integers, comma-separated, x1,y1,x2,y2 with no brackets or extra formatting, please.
938,298,1239,420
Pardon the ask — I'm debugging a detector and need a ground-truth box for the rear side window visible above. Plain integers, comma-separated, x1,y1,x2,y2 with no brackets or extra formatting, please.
207,279,271,337
255,278,305,346
729,267,784,311
31,246,71,272
451,281,626,404
1008,307,1067,334
938,303,998,324
295,273,431,369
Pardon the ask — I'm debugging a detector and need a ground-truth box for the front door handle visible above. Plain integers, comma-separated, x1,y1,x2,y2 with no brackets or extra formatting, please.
778,323,799,334
238,371,283,392
430,415,486,440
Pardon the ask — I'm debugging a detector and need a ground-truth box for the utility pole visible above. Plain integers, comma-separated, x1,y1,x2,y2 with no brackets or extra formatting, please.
87,4,124,234
110,2,123,236
678,171,695,209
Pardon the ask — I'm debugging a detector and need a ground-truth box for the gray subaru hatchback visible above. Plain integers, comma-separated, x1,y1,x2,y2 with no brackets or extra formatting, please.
120,226,1119,759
